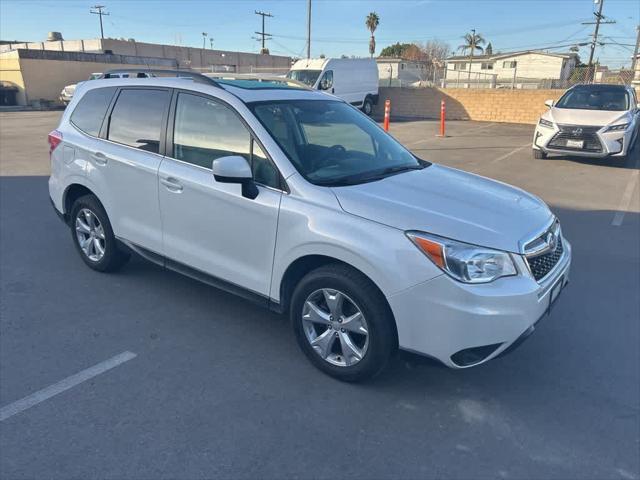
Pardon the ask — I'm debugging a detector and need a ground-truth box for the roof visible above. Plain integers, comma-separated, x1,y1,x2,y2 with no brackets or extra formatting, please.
447,50,577,62
376,57,425,64
74,76,331,104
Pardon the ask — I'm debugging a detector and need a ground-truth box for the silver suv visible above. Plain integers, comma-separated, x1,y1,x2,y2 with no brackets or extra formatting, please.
49,70,571,381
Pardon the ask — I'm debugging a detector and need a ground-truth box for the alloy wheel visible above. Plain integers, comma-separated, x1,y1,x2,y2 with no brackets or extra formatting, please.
75,208,106,262
301,288,369,367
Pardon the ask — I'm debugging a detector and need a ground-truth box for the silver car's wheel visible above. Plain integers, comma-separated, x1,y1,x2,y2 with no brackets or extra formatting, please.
302,288,369,367
75,208,106,262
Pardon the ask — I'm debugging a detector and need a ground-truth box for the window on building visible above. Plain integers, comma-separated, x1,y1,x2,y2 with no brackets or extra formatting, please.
70,87,117,137
453,62,467,71
481,62,494,70
107,89,170,153
502,61,517,68
172,93,280,188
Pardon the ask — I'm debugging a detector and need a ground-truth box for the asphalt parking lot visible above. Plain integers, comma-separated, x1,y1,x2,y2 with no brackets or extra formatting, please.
1,111,638,479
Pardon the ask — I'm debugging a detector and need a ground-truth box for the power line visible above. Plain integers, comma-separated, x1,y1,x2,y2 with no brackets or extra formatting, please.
582,0,616,81
254,10,273,54
90,5,110,39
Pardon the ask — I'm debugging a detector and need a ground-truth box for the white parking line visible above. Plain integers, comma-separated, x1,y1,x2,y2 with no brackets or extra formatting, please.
612,169,639,227
0,351,137,422
489,143,531,164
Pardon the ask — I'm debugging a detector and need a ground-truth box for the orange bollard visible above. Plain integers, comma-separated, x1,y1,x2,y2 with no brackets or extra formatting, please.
383,99,391,132
437,99,446,137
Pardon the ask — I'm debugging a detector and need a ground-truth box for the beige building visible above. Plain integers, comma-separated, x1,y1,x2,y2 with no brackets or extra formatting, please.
0,38,292,106
445,50,578,88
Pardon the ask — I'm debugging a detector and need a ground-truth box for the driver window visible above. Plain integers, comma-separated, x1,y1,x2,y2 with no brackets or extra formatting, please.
173,93,250,169
319,70,333,90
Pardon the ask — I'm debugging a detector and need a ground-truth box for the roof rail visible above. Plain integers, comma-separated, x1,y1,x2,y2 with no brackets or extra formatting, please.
202,72,312,90
101,68,221,87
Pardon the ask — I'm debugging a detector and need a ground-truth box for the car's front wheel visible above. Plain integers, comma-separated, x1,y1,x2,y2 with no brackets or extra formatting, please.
290,264,396,382
70,194,129,272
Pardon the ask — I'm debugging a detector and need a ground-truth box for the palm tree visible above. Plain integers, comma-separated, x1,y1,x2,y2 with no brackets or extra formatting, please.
366,12,380,58
458,30,485,86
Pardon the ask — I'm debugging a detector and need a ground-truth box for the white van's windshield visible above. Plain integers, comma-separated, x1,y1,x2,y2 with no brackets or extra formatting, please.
286,70,322,87
249,100,428,186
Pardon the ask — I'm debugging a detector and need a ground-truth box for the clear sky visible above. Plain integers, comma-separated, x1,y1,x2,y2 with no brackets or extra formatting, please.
1,0,638,68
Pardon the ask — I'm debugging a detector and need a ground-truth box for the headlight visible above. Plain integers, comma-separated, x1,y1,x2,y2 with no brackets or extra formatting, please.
605,123,629,132
538,118,554,129
406,232,517,284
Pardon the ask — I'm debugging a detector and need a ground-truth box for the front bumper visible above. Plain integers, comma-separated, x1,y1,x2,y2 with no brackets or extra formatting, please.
387,239,571,368
533,124,631,158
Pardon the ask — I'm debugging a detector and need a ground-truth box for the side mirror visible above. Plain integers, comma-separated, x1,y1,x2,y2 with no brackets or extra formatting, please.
212,155,258,200
544,99,554,108
319,79,330,91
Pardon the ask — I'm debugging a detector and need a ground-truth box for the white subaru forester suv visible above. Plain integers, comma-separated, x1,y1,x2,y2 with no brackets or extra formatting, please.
49,70,571,381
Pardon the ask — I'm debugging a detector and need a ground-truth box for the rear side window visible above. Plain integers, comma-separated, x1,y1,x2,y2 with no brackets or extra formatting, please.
107,89,170,153
70,87,116,137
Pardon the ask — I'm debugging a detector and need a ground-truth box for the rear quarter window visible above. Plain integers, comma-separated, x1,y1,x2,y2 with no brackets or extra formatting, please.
70,87,117,137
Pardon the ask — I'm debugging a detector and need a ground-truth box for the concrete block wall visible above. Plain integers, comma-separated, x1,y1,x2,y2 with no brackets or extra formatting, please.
373,87,565,125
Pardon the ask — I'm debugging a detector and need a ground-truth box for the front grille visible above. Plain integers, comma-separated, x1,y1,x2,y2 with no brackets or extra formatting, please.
548,124,603,153
527,236,564,281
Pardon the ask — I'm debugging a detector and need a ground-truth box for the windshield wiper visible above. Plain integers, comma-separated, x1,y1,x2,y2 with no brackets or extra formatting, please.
314,163,426,187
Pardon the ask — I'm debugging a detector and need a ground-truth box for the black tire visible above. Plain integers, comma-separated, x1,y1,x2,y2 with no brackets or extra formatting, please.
290,264,396,382
69,194,129,272
533,149,547,159
362,97,373,116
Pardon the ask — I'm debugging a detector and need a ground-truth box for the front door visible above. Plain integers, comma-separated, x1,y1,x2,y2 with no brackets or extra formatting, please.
158,92,283,297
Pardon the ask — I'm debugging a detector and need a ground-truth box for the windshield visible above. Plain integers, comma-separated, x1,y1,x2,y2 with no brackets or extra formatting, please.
555,86,630,111
249,100,427,186
286,70,322,87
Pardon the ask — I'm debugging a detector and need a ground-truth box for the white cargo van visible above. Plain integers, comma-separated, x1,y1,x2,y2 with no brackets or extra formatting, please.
287,58,379,115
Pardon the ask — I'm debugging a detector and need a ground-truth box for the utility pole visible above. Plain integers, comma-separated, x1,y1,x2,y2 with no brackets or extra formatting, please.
306,0,312,58
631,24,640,73
202,32,208,49
210,37,214,50
582,0,615,83
254,10,273,54
467,28,476,88
90,5,109,40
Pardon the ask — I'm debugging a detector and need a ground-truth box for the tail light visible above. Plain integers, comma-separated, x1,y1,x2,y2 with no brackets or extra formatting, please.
48,130,63,157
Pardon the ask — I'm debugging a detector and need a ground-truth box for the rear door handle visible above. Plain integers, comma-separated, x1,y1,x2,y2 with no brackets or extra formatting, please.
160,177,183,193
90,152,108,166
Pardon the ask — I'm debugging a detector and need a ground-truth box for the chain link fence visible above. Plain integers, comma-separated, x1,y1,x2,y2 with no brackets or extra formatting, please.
385,65,636,90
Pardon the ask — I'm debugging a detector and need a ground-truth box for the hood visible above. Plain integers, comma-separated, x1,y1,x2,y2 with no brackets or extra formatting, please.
332,165,553,253
548,107,628,127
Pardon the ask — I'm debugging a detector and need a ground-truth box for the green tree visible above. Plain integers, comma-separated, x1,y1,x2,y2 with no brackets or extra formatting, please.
380,42,413,58
485,42,493,55
366,12,380,58
457,31,485,55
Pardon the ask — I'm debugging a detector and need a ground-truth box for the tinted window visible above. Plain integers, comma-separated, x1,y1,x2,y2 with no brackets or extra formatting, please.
172,93,280,188
251,100,424,186
556,86,630,111
286,69,322,87
70,87,116,136
108,89,170,153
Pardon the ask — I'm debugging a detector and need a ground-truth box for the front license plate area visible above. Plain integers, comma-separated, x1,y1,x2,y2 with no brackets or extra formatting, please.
566,139,584,149
548,275,565,313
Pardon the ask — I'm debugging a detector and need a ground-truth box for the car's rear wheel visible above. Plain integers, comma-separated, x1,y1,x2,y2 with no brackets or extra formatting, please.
533,149,547,159
362,97,373,116
290,264,396,382
70,194,129,272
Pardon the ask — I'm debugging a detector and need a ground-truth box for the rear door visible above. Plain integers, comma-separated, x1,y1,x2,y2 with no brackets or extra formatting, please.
157,91,283,297
87,87,171,253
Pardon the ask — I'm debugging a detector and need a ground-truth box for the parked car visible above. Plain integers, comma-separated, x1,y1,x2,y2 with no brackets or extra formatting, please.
59,71,153,105
533,84,639,160
49,71,571,381
287,58,379,115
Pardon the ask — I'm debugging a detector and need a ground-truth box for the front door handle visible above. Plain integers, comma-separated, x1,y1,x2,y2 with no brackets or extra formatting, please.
160,177,183,193
91,152,108,166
